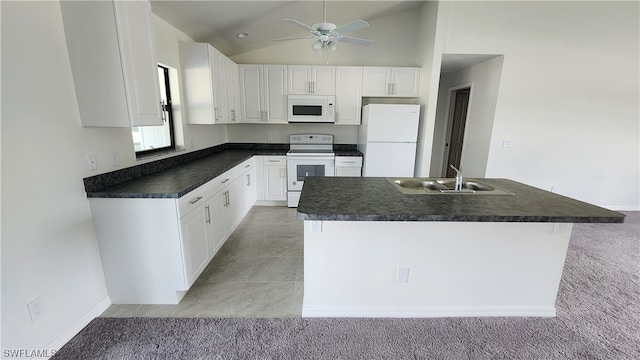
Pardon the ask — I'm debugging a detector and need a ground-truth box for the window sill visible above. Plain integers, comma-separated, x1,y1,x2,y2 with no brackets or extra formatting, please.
136,147,186,162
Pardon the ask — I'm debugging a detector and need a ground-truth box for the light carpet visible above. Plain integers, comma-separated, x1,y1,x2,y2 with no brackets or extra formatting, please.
52,212,640,359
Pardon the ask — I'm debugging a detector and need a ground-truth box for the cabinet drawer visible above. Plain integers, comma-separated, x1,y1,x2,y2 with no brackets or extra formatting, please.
177,187,206,219
204,168,237,197
335,156,362,167
238,157,255,172
264,156,286,166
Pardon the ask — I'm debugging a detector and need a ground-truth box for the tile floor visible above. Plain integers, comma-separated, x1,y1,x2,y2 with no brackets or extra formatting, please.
100,206,304,318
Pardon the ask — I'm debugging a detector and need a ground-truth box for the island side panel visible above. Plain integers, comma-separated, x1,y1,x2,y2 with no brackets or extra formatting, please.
302,221,572,317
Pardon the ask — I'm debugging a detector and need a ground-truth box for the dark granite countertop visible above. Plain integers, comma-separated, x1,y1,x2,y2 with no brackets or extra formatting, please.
86,149,286,199
297,177,625,223
334,150,363,157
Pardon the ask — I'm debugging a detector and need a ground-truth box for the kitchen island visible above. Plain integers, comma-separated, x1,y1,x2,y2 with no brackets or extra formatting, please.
297,177,624,318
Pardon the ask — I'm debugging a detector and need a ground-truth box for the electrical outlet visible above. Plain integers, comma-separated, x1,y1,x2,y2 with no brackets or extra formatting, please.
502,139,512,148
396,267,410,283
110,151,120,167
28,297,43,322
86,154,97,171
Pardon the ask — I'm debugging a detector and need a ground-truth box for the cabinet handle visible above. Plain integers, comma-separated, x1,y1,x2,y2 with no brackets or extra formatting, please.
246,173,251,186
189,196,203,204
226,191,231,207
230,109,236,121
245,164,251,168
205,205,211,223
221,178,230,184
214,107,219,120
160,101,166,122
341,161,357,164
391,83,396,95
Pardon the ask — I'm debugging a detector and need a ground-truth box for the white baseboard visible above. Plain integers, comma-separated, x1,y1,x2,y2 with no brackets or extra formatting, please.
44,296,111,358
302,305,556,318
254,200,287,207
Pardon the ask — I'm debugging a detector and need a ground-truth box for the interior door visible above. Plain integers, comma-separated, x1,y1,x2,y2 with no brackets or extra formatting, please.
445,88,470,177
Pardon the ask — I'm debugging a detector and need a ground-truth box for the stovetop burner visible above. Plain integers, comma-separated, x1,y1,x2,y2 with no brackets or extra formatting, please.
288,134,334,156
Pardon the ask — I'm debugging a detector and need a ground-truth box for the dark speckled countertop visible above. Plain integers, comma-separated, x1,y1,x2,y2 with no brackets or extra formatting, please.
297,177,625,223
86,149,286,199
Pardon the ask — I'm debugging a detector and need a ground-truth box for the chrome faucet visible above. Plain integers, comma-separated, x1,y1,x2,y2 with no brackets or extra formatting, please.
450,164,464,191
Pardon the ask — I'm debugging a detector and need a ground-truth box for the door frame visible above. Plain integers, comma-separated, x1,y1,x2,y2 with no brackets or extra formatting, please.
441,82,473,176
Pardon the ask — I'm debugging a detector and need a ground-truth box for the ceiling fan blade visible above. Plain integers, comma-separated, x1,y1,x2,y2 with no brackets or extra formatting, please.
284,19,316,32
333,19,369,35
337,36,374,46
273,36,315,41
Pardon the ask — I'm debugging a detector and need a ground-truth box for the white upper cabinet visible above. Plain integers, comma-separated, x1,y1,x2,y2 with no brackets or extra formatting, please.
362,67,420,97
335,66,363,125
239,65,288,124
288,65,336,95
60,0,162,127
179,43,238,124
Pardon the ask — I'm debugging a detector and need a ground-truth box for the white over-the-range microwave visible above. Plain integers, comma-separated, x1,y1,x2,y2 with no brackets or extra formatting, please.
287,95,335,123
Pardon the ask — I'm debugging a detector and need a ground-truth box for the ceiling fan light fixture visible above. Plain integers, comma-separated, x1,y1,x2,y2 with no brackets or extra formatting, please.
312,40,323,51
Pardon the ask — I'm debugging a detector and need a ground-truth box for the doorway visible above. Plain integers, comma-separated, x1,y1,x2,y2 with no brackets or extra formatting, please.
443,87,470,177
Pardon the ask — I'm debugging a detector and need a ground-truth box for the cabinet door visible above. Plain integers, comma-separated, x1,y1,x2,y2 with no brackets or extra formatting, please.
335,167,362,177
211,47,228,123
209,191,227,256
241,167,258,212
179,43,215,124
288,65,312,94
264,166,287,201
362,67,391,96
226,60,240,123
179,206,210,287
61,0,162,127
263,65,288,123
239,65,264,123
335,66,363,125
112,0,163,126
312,66,336,95
391,67,420,97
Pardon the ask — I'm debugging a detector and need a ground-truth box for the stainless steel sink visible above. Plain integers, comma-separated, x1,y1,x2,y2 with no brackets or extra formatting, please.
387,178,514,195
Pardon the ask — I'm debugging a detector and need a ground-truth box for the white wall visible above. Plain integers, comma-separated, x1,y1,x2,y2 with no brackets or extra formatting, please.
0,1,227,352
1,1,111,351
431,56,504,177
414,0,443,176
439,1,639,210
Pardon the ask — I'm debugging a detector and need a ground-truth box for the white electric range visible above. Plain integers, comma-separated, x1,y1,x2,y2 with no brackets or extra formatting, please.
286,134,335,207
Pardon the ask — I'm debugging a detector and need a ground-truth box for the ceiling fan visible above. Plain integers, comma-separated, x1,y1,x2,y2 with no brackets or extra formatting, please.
273,0,374,51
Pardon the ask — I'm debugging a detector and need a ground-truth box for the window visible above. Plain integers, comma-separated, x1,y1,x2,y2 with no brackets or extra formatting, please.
131,65,175,156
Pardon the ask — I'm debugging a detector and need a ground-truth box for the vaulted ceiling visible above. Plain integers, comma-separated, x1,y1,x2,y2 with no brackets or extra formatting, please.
150,1,428,57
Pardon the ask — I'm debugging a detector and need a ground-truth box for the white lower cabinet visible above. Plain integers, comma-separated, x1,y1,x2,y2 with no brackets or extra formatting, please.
179,198,212,288
258,156,287,201
90,158,258,304
335,156,363,177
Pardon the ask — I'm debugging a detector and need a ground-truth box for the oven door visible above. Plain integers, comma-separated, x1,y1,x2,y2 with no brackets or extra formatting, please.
286,155,335,191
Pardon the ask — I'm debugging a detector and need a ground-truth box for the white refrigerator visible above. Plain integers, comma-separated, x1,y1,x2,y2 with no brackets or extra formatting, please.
358,104,420,177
